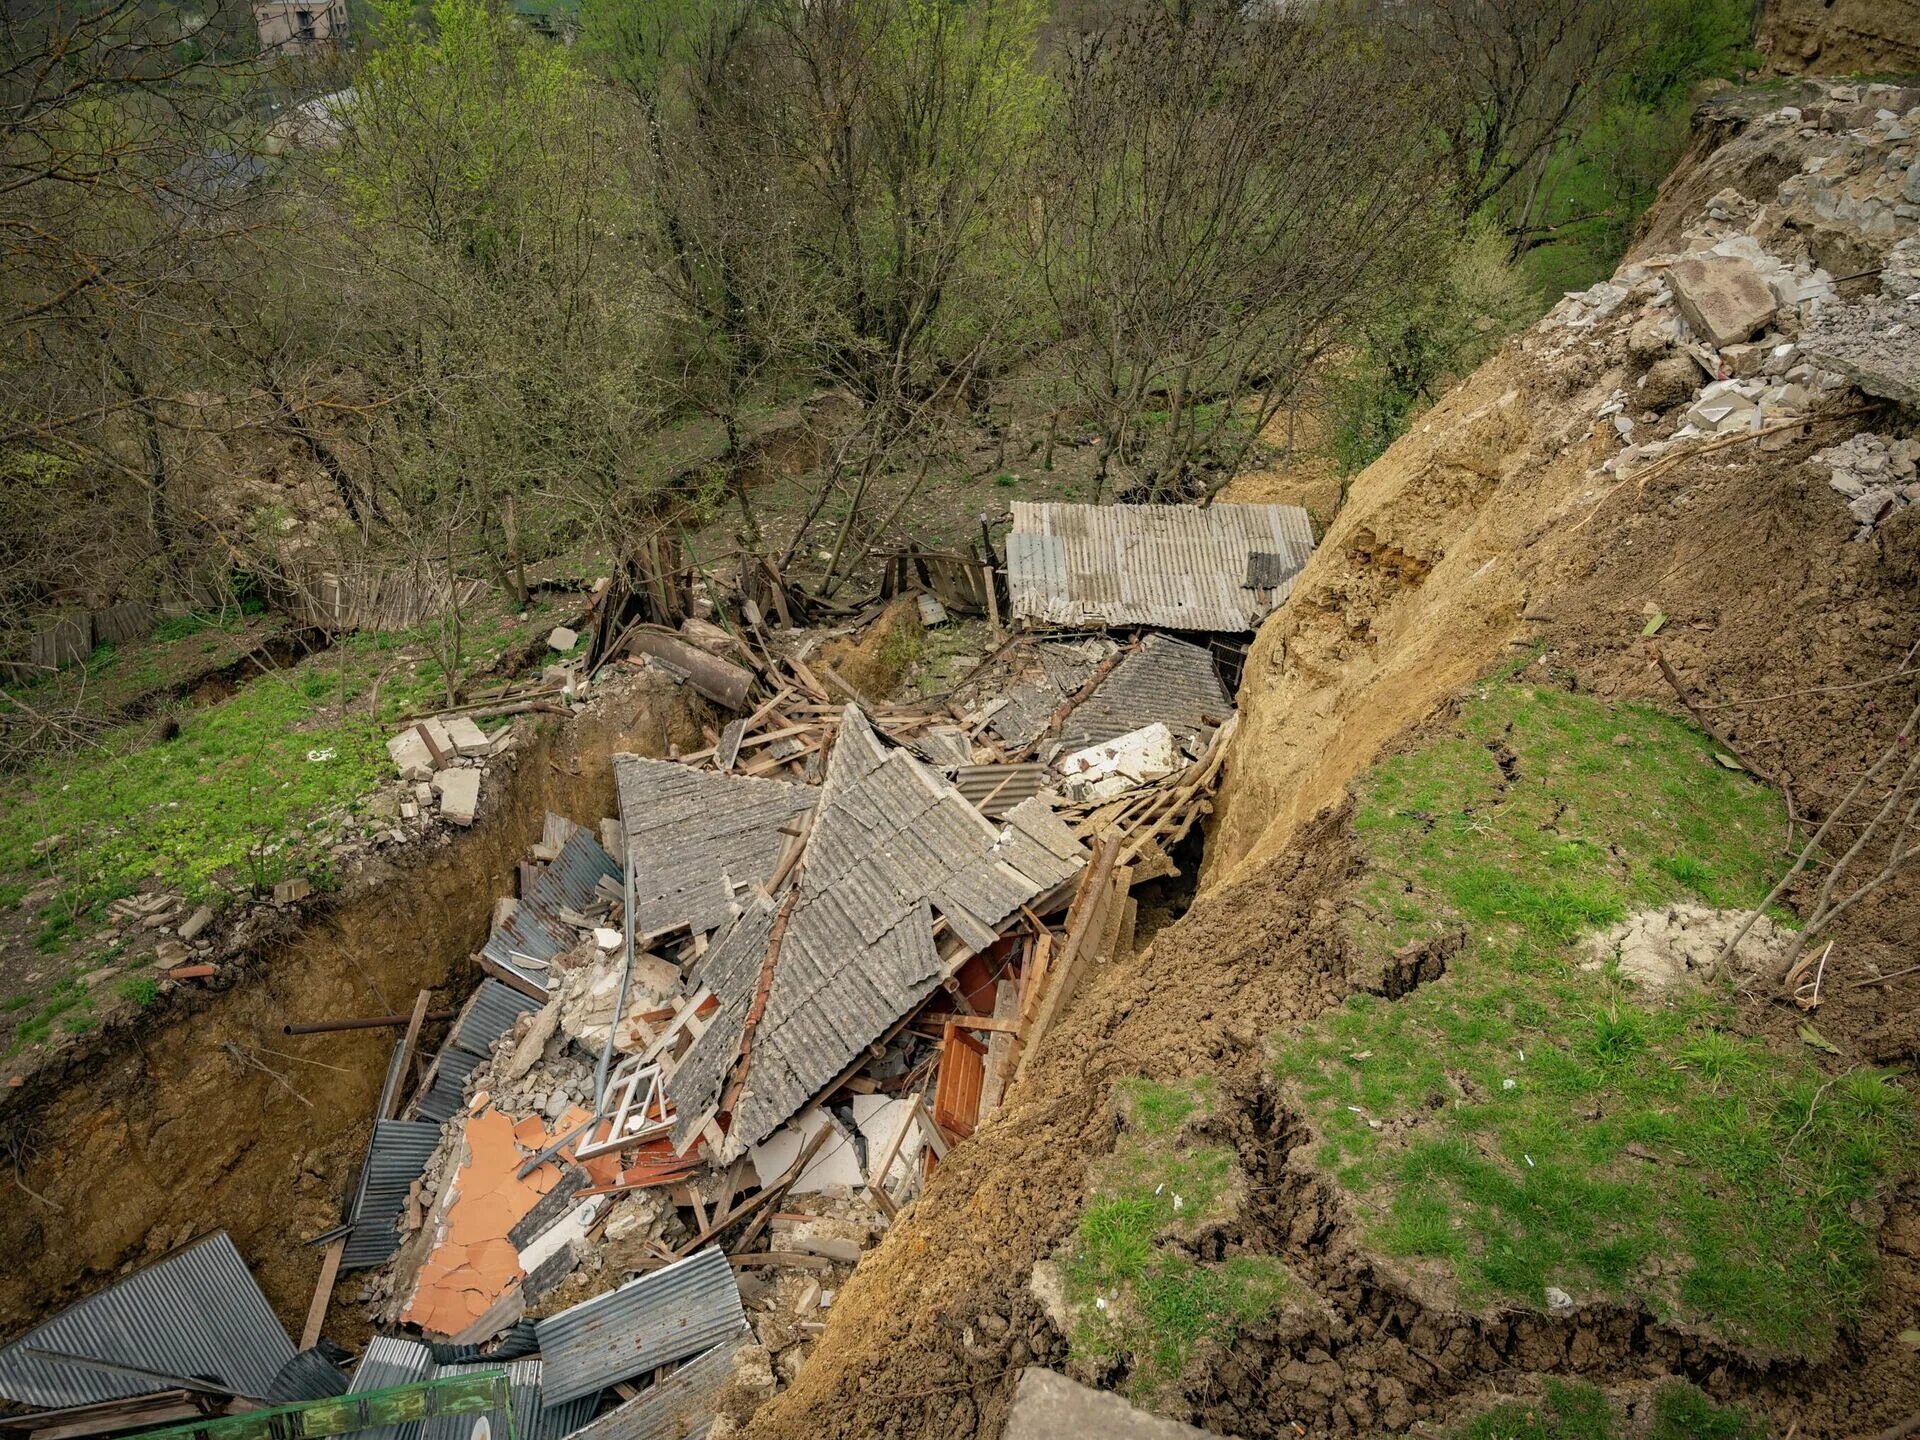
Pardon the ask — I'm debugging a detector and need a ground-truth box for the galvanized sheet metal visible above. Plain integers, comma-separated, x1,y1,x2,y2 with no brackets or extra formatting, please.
0,1232,295,1409
409,1046,486,1123
482,829,621,994
535,1249,747,1405
347,1337,434,1440
266,1348,350,1402
453,980,542,1057
1007,502,1315,631
343,1121,442,1269
425,1361,598,1440
561,1337,744,1440
1059,634,1234,752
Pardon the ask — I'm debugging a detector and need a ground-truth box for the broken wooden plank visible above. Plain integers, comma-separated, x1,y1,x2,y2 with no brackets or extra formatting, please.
385,990,433,1121
298,1237,345,1351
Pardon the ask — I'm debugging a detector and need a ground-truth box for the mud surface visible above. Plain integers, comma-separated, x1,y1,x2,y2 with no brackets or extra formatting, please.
0,676,707,1343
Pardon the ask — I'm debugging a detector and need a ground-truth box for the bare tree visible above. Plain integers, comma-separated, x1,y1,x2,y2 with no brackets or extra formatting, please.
1032,1,1437,502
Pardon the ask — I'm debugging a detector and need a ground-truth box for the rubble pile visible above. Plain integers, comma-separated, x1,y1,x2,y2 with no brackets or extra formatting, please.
1541,79,1920,539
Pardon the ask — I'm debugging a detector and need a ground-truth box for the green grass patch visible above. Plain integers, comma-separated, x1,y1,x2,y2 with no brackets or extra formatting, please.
1457,1379,1762,1440
1275,680,1914,1357
1063,1078,1295,1403
114,975,159,1008
0,597,551,911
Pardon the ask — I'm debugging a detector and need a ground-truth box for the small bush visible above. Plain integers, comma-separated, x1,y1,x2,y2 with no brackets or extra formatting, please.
115,975,159,1008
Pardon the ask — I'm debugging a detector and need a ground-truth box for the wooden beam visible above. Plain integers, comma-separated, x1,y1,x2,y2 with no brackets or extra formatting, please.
385,990,432,1120
298,1237,345,1350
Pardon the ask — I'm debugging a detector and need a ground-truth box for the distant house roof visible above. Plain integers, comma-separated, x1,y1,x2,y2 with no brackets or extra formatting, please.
666,708,1085,1155
1005,501,1315,631
0,1232,294,1409
612,757,816,940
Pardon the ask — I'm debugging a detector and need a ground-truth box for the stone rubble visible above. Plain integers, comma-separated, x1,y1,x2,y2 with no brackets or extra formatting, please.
1539,79,1920,539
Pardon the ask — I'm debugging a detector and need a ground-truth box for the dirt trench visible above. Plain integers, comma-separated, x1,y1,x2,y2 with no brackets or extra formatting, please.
0,675,708,1344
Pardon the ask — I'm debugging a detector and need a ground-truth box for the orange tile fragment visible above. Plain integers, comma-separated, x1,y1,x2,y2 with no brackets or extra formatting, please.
402,1104,614,1335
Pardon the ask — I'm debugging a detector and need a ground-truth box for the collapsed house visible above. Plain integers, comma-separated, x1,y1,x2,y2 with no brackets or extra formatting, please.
0,499,1308,1440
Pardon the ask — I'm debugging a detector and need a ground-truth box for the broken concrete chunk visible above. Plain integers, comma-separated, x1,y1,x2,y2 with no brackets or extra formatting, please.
443,715,491,757
386,728,436,781
177,905,214,942
273,877,311,904
1667,254,1779,348
548,626,579,653
1004,1368,1217,1440
435,769,481,827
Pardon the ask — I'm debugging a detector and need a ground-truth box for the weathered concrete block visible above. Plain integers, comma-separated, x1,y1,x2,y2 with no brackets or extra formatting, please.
548,626,579,653
178,905,214,942
1004,1369,1218,1440
435,769,481,826
386,728,435,781
443,715,490,756
1667,254,1778,347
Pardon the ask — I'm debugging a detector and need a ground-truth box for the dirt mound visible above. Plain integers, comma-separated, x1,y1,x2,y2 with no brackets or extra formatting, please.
1580,904,1794,992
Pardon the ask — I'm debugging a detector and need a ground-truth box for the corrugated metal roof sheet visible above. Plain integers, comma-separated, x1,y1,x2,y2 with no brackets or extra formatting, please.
266,1348,349,1402
349,1341,584,1440
454,980,542,1057
481,829,621,994
535,1249,747,1406
562,1337,744,1440
408,1046,486,1123
613,757,816,940
1058,634,1233,752
343,1121,442,1269
1007,502,1315,631
0,1233,294,1409
671,709,1086,1155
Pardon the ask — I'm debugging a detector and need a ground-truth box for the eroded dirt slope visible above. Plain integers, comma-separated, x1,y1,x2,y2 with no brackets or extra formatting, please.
745,87,1920,1440
0,678,706,1341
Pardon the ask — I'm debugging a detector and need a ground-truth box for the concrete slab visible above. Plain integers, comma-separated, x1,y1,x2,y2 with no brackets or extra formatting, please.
1004,1369,1219,1440
387,728,436,781
1667,254,1778,348
436,769,481,826
444,715,491,756
548,626,579,653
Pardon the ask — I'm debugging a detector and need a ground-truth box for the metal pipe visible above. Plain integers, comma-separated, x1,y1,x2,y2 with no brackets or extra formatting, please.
282,1011,453,1036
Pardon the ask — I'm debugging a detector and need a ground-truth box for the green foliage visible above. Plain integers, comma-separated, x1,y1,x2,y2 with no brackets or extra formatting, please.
1327,226,1539,474
115,975,160,1008
1457,1380,1762,1440
1063,1078,1293,1402
1274,679,1913,1356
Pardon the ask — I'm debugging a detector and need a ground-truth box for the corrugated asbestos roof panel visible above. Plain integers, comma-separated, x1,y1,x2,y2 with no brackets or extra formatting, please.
343,1121,442,1269
0,1232,295,1409
479,904,571,995
985,638,1117,750
535,1248,747,1405
613,756,816,939
454,980,542,1057
563,1336,744,1440
672,708,1086,1155
266,1348,350,1402
1059,634,1234,752
1007,501,1315,631
664,894,778,1148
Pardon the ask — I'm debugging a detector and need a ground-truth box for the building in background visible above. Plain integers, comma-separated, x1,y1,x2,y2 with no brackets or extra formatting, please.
253,0,348,54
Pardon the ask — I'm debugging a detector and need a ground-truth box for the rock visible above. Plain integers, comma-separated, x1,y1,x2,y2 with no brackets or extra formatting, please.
1850,487,1899,524
177,906,214,942
593,927,623,951
548,626,579,653
414,780,435,808
1667,254,1779,348
1626,314,1674,359
153,939,189,966
443,715,491,757
1004,1368,1218,1440
273,877,311,904
1637,355,1698,412
729,1343,778,1403
1545,1286,1575,1313
386,731,433,780
1904,161,1920,206
434,769,481,827
1028,1261,1071,1334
